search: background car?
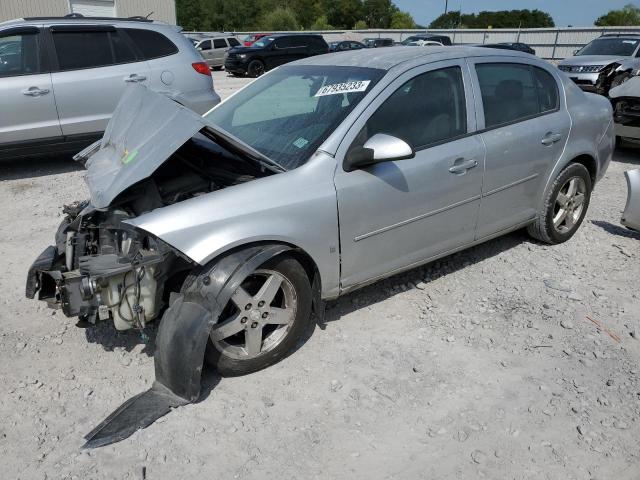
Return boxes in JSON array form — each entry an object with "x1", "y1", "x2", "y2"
[
  {"x1": 405, "y1": 40, "x2": 444, "y2": 47},
  {"x1": 0, "y1": 15, "x2": 220, "y2": 160},
  {"x1": 362, "y1": 37, "x2": 394, "y2": 48},
  {"x1": 224, "y1": 33, "x2": 328, "y2": 77},
  {"x1": 478, "y1": 42, "x2": 536, "y2": 55},
  {"x1": 242, "y1": 33, "x2": 270, "y2": 46},
  {"x1": 195, "y1": 35, "x2": 241, "y2": 69},
  {"x1": 558, "y1": 34, "x2": 640, "y2": 94},
  {"x1": 329, "y1": 40, "x2": 366, "y2": 52},
  {"x1": 400, "y1": 34, "x2": 452, "y2": 46}
]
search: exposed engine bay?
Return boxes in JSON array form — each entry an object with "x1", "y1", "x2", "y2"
[{"x1": 26, "y1": 134, "x2": 272, "y2": 332}]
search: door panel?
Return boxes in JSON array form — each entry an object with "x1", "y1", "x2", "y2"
[
  {"x1": 336, "y1": 136, "x2": 485, "y2": 287},
  {"x1": 0, "y1": 29, "x2": 61, "y2": 143},
  {"x1": 334, "y1": 61, "x2": 484, "y2": 288},
  {"x1": 49, "y1": 28, "x2": 150, "y2": 135},
  {"x1": 469, "y1": 59, "x2": 571, "y2": 239}
]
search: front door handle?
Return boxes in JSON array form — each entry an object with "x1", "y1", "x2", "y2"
[
  {"x1": 449, "y1": 158, "x2": 478, "y2": 174},
  {"x1": 541, "y1": 132, "x2": 562, "y2": 146},
  {"x1": 22, "y1": 86, "x2": 50, "y2": 96},
  {"x1": 123, "y1": 74, "x2": 147, "y2": 83}
]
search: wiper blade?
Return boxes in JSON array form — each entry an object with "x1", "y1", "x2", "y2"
[{"x1": 202, "y1": 125, "x2": 286, "y2": 173}]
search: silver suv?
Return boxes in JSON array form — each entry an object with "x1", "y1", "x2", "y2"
[
  {"x1": 558, "y1": 34, "x2": 640, "y2": 93},
  {"x1": 0, "y1": 15, "x2": 221, "y2": 160},
  {"x1": 195, "y1": 35, "x2": 241, "y2": 69}
]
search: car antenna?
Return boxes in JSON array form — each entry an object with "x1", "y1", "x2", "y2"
[{"x1": 145, "y1": 11, "x2": 153, "y2": 19}]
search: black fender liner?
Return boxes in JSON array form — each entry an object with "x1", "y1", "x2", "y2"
[{"x1": 83, "y1": 244, "x2": 292, "y2": 448}]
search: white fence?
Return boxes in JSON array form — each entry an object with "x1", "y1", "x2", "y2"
[{"x1": 187, "y1": 26, "x2": 640, "y2": 60}]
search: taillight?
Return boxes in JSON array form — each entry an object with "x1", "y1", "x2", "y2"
[{"x1": 192, "y1": 62, "x2": 211, "y2": 76}]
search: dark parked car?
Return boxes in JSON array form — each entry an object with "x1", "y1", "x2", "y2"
[
  {"x1": 225, "y1": 33, "x2": 328, "y2": 77},
  {"x1": 329, "y1": 40, "x2": 366, "y2": 52},
  {"x1": 400, "y1": 34, "x2": 452, "y2": 46},
  {"x1": 479, "y1": 42, "x2": 536, "y2": 55},
  {"x1": 362, "y1": 37, "x2": 394, "y2": 48}
]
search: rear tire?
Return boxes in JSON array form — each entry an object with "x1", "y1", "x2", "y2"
[
  {"x1": 527, "y1": 163, "x2": 592, "y2": 244},
  {"x1": 202, "y1": 255, "x2": 313, "y2": 377}
]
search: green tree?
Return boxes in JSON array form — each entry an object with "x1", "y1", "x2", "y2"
[
  {"x1": 363, "y1": 0, "x2": 397, "y2": 28},
  {"x1": 353, "y1": 19, "x2": 368, "y2": 29},
  {"x1": 595, "y1": 4, "x2": 640, "y2": 26},
  {"x1": 429, "y1": 8, "x2": 554, "y2": 29},
  {"x1": 325, "y1": 0, "x2": 363, "y2": 30},
  {"x1": 176, "y1": 0, "x2": 205, "y2": 30},
  {"x1": 310, "y1": 15, "x2": 334, "y2": 30},
  {"x1": 260, "y1": 7, "x2": 300, "y2": 30},
  {"x1": 390, "y1": 10, "x2": 415, "y2": 29}
]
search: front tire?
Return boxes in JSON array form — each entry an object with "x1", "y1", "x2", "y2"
[
  {"x1": 203, "y1": 255, "x2": 312, "y2": 377},
  {"x1": 247, "y1": 59, "x2": 265, "y2": 78},
  {"x1": 527, "y1": 163, "x2": 592, "y2": 244}
]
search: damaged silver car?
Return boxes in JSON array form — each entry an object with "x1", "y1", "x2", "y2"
[{"x1": 27, "y1": 47, "x2": 615, "y2": 447}]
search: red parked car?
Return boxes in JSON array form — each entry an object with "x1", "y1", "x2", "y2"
[{"x1": 243, "y1": 33, "x2": 271, "y2": 46}]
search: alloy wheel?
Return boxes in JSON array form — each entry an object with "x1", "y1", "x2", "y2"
[
  {"x1": 209, "y1": 269, "x2": 297, "y2": 360},
  {"x1": 553, "y1": 176, "x2": 587, "y2": 234}
]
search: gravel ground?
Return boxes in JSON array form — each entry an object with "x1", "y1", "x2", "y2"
[{"x1": 1, "y1": 71, "x2": 640, "y2": 479}]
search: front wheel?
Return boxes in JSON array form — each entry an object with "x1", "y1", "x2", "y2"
[
  {"x1": 247, "y1": 59, "x2": 265, "y2": 78},
  {"x1": 527, "y1": 163, "x2": 592, "y2": 244},
  {"x1": 203, "y1": 255, "x2": 312, "y2": 376}
]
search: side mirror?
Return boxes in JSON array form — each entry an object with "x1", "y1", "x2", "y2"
[{"x1": 343, "y1": 133, "x2": 414, "y2": 172}]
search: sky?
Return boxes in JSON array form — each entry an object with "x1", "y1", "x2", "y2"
[{"x1": 395, "y1": 0, "x2": 639, "y2": 27}]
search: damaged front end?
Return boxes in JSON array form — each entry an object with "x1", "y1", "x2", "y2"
[
  {"x1": 26, "y1": 201, "x2": 181, "y2": 333},
  {"x1": 610, "y1": 75, "x2": 640, "y2": 141},
  {"x1": 26, "y1": 85, "x2": 285, "y2": 447}
]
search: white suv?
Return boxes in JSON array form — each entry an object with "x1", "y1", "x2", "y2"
[{"x1": 0, "y1": 15, "x2": 221, "y2": 159}]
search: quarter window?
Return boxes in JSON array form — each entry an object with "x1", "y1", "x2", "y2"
[
  {"x1": 123, "y1": 28, "x2": 178, "y2": 59},
  {"x1": 359, "y1": 66, "x2": 467, "y2": 150},
  {"x1": 476, "y1": 63, "x2": 559, "y2": 128},
  {"x1": 228, "y1": 37, "x2": 240, "y2": 47},
  {"x1": 0, "y1": 32, "x2": 40, "y2": 77}
]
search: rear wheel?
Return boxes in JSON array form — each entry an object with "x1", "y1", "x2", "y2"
[
  {"x1": 203, "y1": 255, "x2": 312, "y2": 376},
  {"x1": 527, "y1": 163, "x2": 592, "y2": 244},
  {"x1": 247, "y1": 60, "x2": 265, "y2": 78}
]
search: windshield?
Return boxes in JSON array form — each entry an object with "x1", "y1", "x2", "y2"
[
  {"x1": 251, "y1": 36, "x2": 275, "y2": 48},
  {"x1": 401, "y1": 36, "x2": 420, "y2": 45},
  {"x1": 205, "y1": 65, "x2": 385, "y2": 170},
  {"x1": 578, "y1": 38, "x2": 639, "y2": 56}
]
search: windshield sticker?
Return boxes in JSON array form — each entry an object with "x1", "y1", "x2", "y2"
[
  {"x1": 293, "y1": 137, "x2": 309, "y2": 149},
  {"x1": 315, "y1": 80, "x2": 371, "y2": 97},
  {"x1": 623, "y1": 40, "x2": 638, "y2": 44},
  {"x1": 121, "y1": 149, "x2": 139, "y2": 165}
]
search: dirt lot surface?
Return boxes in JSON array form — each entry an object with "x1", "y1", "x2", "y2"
[{"x1": 1, "y1": 71, "x2": 640, "y2": 479}]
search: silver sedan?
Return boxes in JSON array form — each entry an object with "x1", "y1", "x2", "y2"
[{"x1": 27, "y1": 46, "x2": 615, "y2": 446}]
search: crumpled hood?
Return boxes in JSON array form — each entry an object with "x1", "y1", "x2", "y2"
[
  {"x1": 559, "y1": 55, "x2": 626, "y2": 66},
  {"x1": 82, "y1": 85, "x2": 212, "y2": 209}
]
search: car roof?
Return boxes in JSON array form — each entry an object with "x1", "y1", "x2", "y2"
[
  {"x1": 0, "y1": 16, "x2": 168, "y2": 28},
  {"x1": 296, "y1": 45, "x2": 530, "y2": 70}
]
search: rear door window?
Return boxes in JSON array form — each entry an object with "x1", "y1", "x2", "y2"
[
  {"x1": 123, "y1": 28, "x2": 178, "y2": 59},
  {"x1": 52, "y1": 30, "x2": 113, "y2": 70},
  {"x1": 213, "y1": 38, "x2": 226, "y2": 49},
  {"x1": 0, "y1": 31, "x2": 40, "y2": 77},
  {"x1": 476, "y1": 63, "x2": 539, "y2": 128},
  {"x1": 51, "y1": 29, "x2": 139, "y2": 71}
]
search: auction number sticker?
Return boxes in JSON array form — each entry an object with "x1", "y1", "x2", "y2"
[{"x1": 315, "y1": 80, "x2": 371, "y2": 97}]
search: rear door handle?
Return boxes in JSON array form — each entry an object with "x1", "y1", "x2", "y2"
[
  {"x1": 22, "y1": 87, "x2": 50, "y2": 96},
  {"x1": 449, "y1": 158, "x2": 478, "y2": 174},
  {"x1": 541, "y1": 132, "x2": 562, "y2": 146},
  {"x1": 123, "y1": 74, "x2": 147, "y2": 83}
]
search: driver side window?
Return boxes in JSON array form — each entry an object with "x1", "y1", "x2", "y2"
[{"x1": 353, "y1": 66, "x2": 467, "y2": 151}]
